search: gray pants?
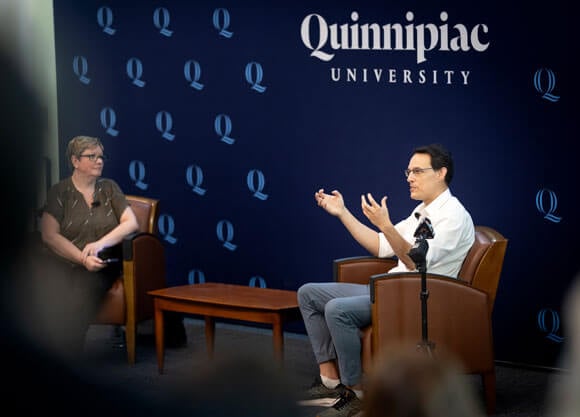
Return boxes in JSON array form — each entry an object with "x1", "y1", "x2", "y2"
[{"x1": 297, "y1": 282, "x2": 371, "y2": 386}]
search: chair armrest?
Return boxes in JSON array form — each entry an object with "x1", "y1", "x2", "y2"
[
  {"x1": 122, "y1": 232, "x2": 166, "y2": 320},
  {"x1": 369, "y1": 271, "x2": 454, "y2": 303},
  {"x1": 122, "y1": 232, "x2": 154, "y2": 260},
  {"x1": 333, "y1": 256, "x2": 398, "y2": 285}
]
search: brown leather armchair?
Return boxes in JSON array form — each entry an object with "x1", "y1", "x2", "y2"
[
  {"x1": 93, "y1": 195, "x2": 166, "y2": 364},
  {"x1": 333, "y1": 225, "x2": 508, "y2": 415}
]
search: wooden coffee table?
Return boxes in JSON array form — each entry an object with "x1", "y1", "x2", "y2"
[{"x1": 148, "y1": 282, "x2": 301, "y2": 373}]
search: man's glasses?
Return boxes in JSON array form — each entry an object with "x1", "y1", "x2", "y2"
[
  {"x1": 78, "y1": 153, "x2": 107, "y2": 162},
  {"x1": 404, "y1": 167, "x2": 434, "y2": 178}
]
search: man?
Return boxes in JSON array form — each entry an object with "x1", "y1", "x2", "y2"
[{"x1": 297, "y1": 143, "x2": 475, "y2": 417}]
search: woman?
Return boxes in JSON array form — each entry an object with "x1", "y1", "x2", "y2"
[{"x1": 39, "y1": 135, "x2": 139, "y2": 359}]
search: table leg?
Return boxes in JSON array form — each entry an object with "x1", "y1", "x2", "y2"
[
  {"x1": 272, "y1": 316, "x2": 284, "y2": 362},
  {"x1": 154, "y1": 300, "x2": 165, "y2": 374},
  {"x1": 204, "y1": 315, "x2": 215, "y2": 358}
]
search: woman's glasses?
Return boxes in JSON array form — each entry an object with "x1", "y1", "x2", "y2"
[{"x1": 78, "y1": 153, "x2": 107, "y2": 162}]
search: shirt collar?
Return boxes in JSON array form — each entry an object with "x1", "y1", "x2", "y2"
[{"x1": 416, "y1": 188, "x2": 451, "y2": 218}]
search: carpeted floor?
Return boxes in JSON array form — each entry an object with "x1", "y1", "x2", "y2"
[{"x1": 74, "y1": 318, "x2": 558, "y2": 417}]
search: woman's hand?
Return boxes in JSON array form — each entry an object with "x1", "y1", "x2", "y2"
[
  {"x1": 81, "y1": 241, "x2": 103, "y2": 258},
  {"x1": 82, "y1": 254, "x2": 106, "y2": 272}
]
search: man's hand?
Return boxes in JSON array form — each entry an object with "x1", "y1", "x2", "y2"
[
  {"x1": 361, "y1": 193, "x2": 392, "y2": 230},
  {"x1": 315, "y1": 188, "x2": 346, "y2": 217}
]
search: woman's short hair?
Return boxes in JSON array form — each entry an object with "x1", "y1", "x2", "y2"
[{"x1": 66, "y1": 135, "x2": 103, "y2": 170}]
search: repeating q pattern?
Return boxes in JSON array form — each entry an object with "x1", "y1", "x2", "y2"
[{"x1": 53, "y1": 1, "x2": 573, "y2": 368}]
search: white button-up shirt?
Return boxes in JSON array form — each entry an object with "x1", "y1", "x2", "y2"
[{"x1": 378, "y1": 188, "x2": 475, "y2": 278}]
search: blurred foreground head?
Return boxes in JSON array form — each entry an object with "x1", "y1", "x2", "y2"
[
  {"x1": 545, "y1": 272, "x2": 580, "y2": 417},
  {"x1": 0, "y1": 46, "x2": 43, "y2": 261},
  {"x1": 364, "y1": 343, "x2": 485, "y2": 417},
  {"x1": 0, "y1": 0, "x2": 49, "y2": 367},
  {"x1": 0, "y1": 39, "x2": 44, "y2": 317}
]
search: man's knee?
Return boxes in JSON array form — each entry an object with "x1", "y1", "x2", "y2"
[
  {"x1": 324, "y1": 298, "x2": 345, "y2": 322},
  {"x1": 297, "y1": 282, "x2": 314, "y2": 306}
]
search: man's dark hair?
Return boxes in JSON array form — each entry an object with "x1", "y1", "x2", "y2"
[{"x1": 413, "y1": 143, "x2": 454, "y2": 185}]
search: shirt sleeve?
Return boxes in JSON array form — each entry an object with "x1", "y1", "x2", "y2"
[
  {"x1": 423, "y1": 207, "x2": 475, "y2": 277},
  {"x1": 42, "y1": 179, "x2": 69, "y2": 223},
  {"x1": 97, "y1": 179, "x2": 129, "y2": 221}
]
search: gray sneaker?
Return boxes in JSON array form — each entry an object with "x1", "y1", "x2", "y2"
[
  {"x1": 316, "y1": 388, "x2": 363, "y2": 417},
  {"x1": 297, "y1": 376, "x2": 345, "y2": 406}
]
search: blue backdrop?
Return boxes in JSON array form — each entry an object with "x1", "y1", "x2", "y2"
[{"x1": 52, "y1": 0, "x2": 575, "y2": 368}]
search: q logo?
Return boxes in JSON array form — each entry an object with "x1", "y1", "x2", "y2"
[
  {"x1": 126, "y1": 58, "x2": 146, "y2": 87},
  {"x1": 535, "y1": 188, "x2": 562, "y2": 223},
  {"x1": 216, "y1": 219, "x2": 237, "y2": 251},
  {"x1": 155, "y1": 111, "x2": 175, "y2": 141},
  {"x1": 129, "y1": 160, "x2": 148, "y2": 191},
  {"x1": 533, "y1": 68, "x2": 560, "y2": 102},
  {"x1": 153, "y1": 7, "x2": 173, "y2": 37},
  {"x1": 188, "y1": 269, "x2": 206, "y2": 284},
  {"x1": 244, "y1": 62, "x2": 267, "y2": 93},
  {"x1": 214, "y1": 114, "x2": 235, "y2": 145},
  {"x1": 212, "y1": 8, "x2": 233, "y2": 38},
  {"x1": 158, "y1": 214, "x2": 177, "y2": 244},
  {"x1": 247, "y1": 169, "x2": 269, "y2": 201},
  {"x1": 184, "y1": 60, "x2": 204, "y2": 90},
  {"x1": 537, "y1": 308, "x2": 564, "y2": 343},
  {"x1": 99, "y1": 107, "x2": 119, "y2": 137},
  {"x1": 186, "y1": 164, "x2": 207, "y2": 196},
  {"x1": 73, "y1": 56, "x2": 90, "y2": 85},
  {"x1": 96, "y1": 6, "x2": 116, "y2": 35},
  {"x1": 248, "y1": 276, "x2": 267, "y2": 288}
]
